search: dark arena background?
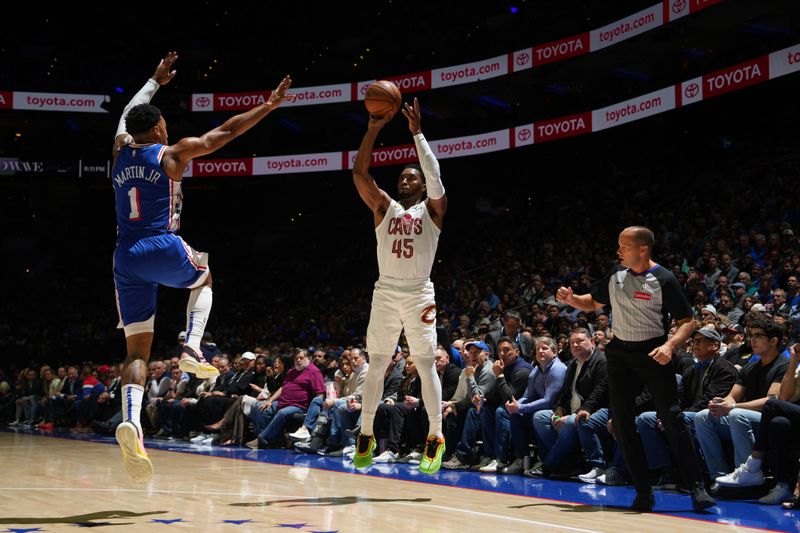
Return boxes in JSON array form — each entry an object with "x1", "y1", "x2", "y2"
[{"x1": 2, "y1": 2, "x2": 800, "y2": 532}]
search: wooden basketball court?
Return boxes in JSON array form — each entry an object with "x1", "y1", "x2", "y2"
[{"x1": 0, "y1": 431, "x2": 792, "y2": 532}]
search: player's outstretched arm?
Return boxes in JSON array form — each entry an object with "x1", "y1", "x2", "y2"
[
  {"x1": 163, "y1": 75, "x2": 292, "y2": 180},
  {"x1": 113, "y1": 51, "x2": 178, "y2": 156},
  {"x1": 404, "y1": 98, "x2": 447, "y2": 222},
  {"x1": 353, "y1": 114, "x2": 392, "y2": 220}
]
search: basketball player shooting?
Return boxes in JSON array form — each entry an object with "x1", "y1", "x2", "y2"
[
  {"x1": 351, "y1": 97, "x2": 448, "y2": 474},
  {"x1": 111, "y1": 51, "x2": 291, "y2": 482}
]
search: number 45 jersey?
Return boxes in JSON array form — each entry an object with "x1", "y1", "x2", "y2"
[
  {"x1": 375, "y1": 199, "x2": 440, "y2": 281},
  {"x1": 112, "y1": 143, "x2": 182, "y2": 243}
]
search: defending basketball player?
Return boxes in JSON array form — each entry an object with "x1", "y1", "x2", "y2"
[
  {"x1": 352, "y1": 97, "x2": 448, "y2": 474},
  {"x1": 111, "y1": 51, "x2": 291, "y2": 482}
]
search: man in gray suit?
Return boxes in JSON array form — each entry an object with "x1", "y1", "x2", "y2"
[{"x1": 487, "y1": 310, "x2": 533, "y2": 362}]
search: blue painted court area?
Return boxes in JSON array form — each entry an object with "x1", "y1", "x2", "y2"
[{"x1": 5, "y1": 427, "x2": 800, "y2": 532}]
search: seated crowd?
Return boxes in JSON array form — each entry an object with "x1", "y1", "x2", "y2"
[{"x1": 3, "y1": 302, "x2": 800, "y2": 510}]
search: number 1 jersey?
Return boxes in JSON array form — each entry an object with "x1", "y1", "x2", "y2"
[
  {"x1": 112, "y1": 143, "x2": 182, "y2": 242},
  {"x1": 375, "y1": 199, "x2": 440, "y2": 281}
]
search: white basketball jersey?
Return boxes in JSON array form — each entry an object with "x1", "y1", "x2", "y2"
[{"x1": 375, "y1": 199, "x2": 441, "y2": 281}]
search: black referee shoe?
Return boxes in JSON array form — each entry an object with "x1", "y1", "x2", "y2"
[
  {"x1": 631, "y1": 490, "x2": 655, "y2": 512},
  {"x1": 690, "y1": 484, "x2": 716, "y2": 511}
]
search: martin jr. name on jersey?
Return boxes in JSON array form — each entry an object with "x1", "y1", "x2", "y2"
[{"x1": 113, "y1": 165, "x2": 162, "y2": 187}]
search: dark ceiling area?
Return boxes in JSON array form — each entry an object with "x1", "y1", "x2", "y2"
[{"x1": 1, "y1": 0, "x2": 799, "y2": 162}]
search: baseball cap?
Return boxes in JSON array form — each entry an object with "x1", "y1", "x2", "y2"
[
  {"x1": 731, "y1": 282, "x2": 746, "y2": 290},
  {"x1": 750, "y1": 303, "x2": 767, "y2": 312},
  {"x1": 178, "y1": 331, "x2": 186, "y2": 340},
  {"x1": 464, "y1": 340, "x2": 490, "y2": 352},
  {"x1": 694, "y1": 328, "x2": 722, "y2": 343},
  {"x1": 783, "y1": 229, "x2": 795, "y2": 236},
  {"x1": 324, "y1": 349, "x2": 340, "y2": 360},
  {"x1": 701, "y1": 304, "x2": 717, "y2": 315},
  {"x1": 241, "y1": 351, "x2": 256, "y2": 361}
]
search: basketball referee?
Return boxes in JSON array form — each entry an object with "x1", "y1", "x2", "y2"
[{"x1": 557, "y1": 226, "x2": 716, "y2": 512}]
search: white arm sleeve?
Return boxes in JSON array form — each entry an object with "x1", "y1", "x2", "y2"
[
  {"x1": 414, "y1": 133, "x2": 445, "y2": 199},
  {"x1": 115, "y1": 78, "x2": 160, "y2": 138}
]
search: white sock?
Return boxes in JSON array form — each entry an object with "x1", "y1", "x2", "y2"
[
  {"x1": 121, "y1": 384, "x2": 144, "y2": 431},
  {"x1": 745, "y1": 456, "x2": 763, "y2": 472},
  {"x1": 416, "y1": 349, "x2": 443, "y2": 438},
  {"x1": 185, "y1": 286, "x2": 212, "y2": 353},
  {"x1": 359, "y1": 352, "x2": 393, "y2": 436}
]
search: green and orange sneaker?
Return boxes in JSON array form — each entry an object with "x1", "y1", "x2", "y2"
[
  {"x1": 419, "y1": 435, "x2": 446, "y2": 475},
  {"x1": 353, "y1": 432, "x2": 376, "y2": 469}
]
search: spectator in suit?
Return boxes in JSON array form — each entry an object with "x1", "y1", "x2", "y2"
[
  {"x1": 50, "y1": 366, "x2": 82, "y2": 428},
  {"x1": 530, "y1": 328, "x2": 608, "y2": 477},
  {"x1": 487, "y1": 310, "x2": 533, "y2": 361}
]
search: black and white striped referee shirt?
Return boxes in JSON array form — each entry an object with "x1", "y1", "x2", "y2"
[{"x1": 592, "y1": 263, "x2": 692, "y2": 343}]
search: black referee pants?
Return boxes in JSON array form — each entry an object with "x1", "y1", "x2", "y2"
[{"x1": 606, "y1": 337, "x2": 703, "y2": 493}]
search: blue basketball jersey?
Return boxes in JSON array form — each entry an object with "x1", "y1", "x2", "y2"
[{"x1": 112, "y1": 143, "x2": 182, "y2": 242}]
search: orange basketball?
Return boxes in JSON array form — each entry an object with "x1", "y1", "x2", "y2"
[{"x1": 364, "y1": 80, "x2": 401, "y2": 117}]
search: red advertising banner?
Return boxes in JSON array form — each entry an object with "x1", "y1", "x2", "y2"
[
  {"x1": 211, "y1": 92, "x2": 271, "y2": 112},
  {"x1": 534, "y1": 112, "x2": 592, "y2": 142},
  {"x1": 17, "y1": 41, "x2": 800, "y2": 178},
  {"x1": 702, "y1": 56, "x2": 770, "y2": 99},
  {"x1": 192, "y1": 158, "x2": 253, "y2": 177},
  {"x1": 532, "y1": 34, "x2": 590, "y2": 66}
]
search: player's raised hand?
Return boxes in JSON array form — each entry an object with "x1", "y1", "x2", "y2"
[
  {"x1": 368, "y1": 112, "x2": 394, "y2": 131},
  {"x1": 152, "y1": 51, "x2": 178, "y2": 86},
  {"x1": 267, "y1": 75, "x2": 293, "y2": 108},
  {"x1": 401, "y1": 97, "x2": 422, "y2": 135}
]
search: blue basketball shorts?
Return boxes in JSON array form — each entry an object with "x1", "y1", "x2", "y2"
[{"x1": 113, "y1": 233, "x2": 209, "y2": 330}]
